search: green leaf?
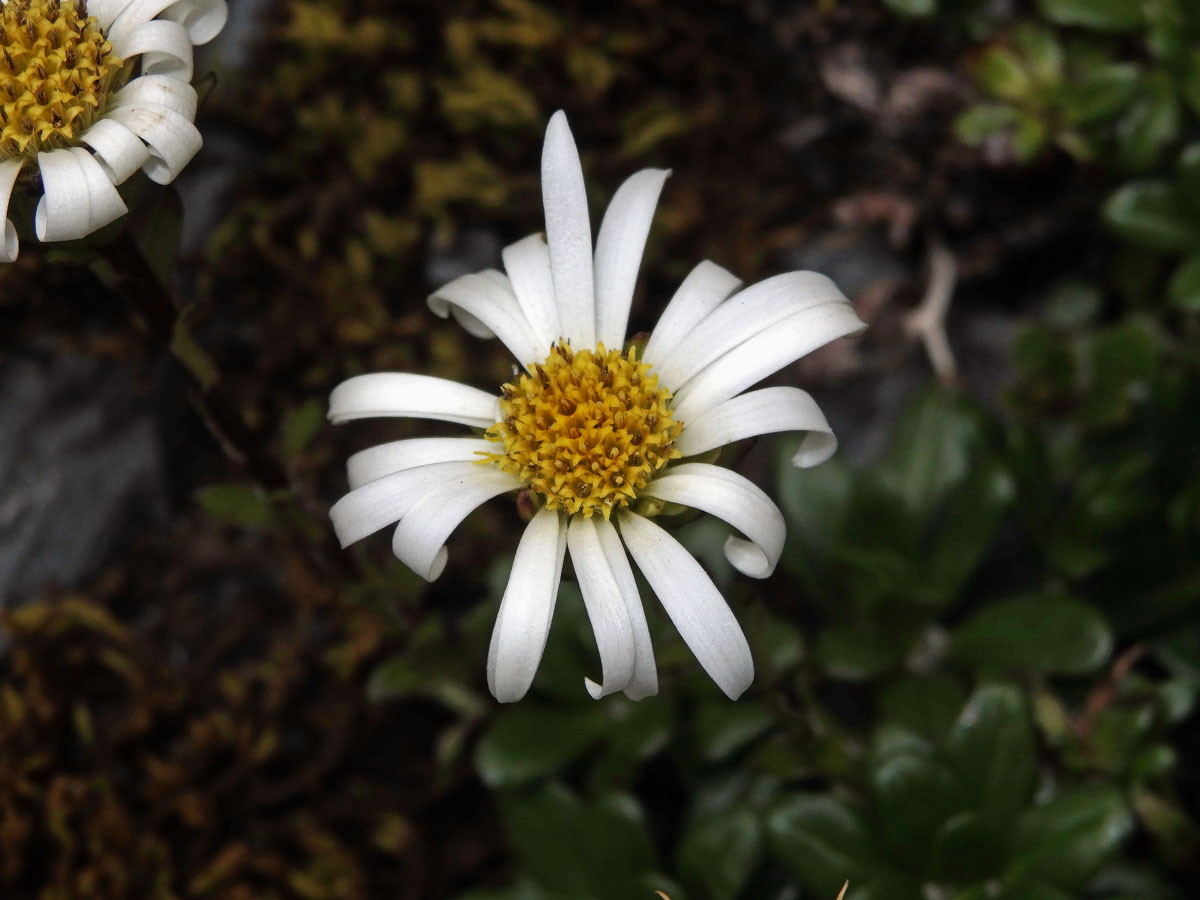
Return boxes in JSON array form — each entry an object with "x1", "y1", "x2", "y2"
[
  {"x1": 1058, "y1": 63, "x2": 1140, "y2": 127},
  {"x1": 691, "y1": 700, "x2": 774, "y2": 763},
  {"x1": 814, "y1": 627, "x2": 906, "y2": 681},
  {"x1": 677, "y1": 809, "x2": 761, "y2": 900},
  {"x1": 946, "y1": 684, "x2": 1037, "y2": 830},
  {"x1": 1036, "y1": 0, "x2": 1144, "y2": 31},
  {"x1": 1008, "y1": 787, "x2": 1135, "y2": 889},
  {"x1": 954, "y1": 104, "x2": 1019, "y2": 147},
  {"x1": 475, "y1": 705, "x2": 607, "y2": 787},
  {"x1": 928, "y1": 812, "x2": 998, "y2": 883},
  {"x1": 974, "y1": 47, "x2": 1033, "y2": 101},
  {"x1": 500, "y1": 784, "x2": 658, "y2": 900},
  {"x1": 871, "y1": 752, "x2": 962, "y2": 869},
  {"x1": 766, "y1": 795, "x2": 882, "y2": 897},
  {"x1": 1080, "y1": 317, "x2": 1159, "y2": 427},
  {"x1": 1115, "y1": 73, "x2": 1180, "y2": 172},
  {"x1": 880, "y1": 0, "x2": 936, "y2": 17},
  {"x1": 923, "y1": 459, "x2": 1014, "y2": 601},
  {"x1": 879, "y1": 676, "x2": 966, "y2": 743},
  {"x1": 1103, "y1": 181, "x2": 1200, "y2": 253},
  {"x1": 280, "y1": 398, "x2": 326, "y2": 459},
  {"x1": 1177, "y1": 143, "x2": 1200, "y2": 218},
  {"x1": 879, "y1": 390, "x2": 981, "y2": 513},
  {"x1": 949, "y1": 595, "x2": 1114, "y2": 675},
  {"x1": 194, "y1": 483, "x2": 276, "y2": 528}
]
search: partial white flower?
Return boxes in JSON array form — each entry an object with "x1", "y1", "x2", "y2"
[
  {"x1": 0, "y1": 0, "x2": 227, "y2": 262},
  {"x1": 329, "y1": 111, "x2": 866, "y2": 702}
]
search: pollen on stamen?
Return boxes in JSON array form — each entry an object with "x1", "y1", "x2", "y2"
[
  {"x1": 0, "y1": 0, "x2": 124, "y2": 162},
  {"x1": 481, "y1": 342, "x2": 683, "y2": 518}
]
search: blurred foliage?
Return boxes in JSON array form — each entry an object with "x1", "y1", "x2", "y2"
[{"x1": 2, "y1": 0, "x2": 1200, "y2": 898}]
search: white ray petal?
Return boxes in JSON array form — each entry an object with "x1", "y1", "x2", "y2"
[
  {"x1": 488, "y1": 507, "x2": 568, "y2": 702},
  {"x1": 593, "y1": 168, "x2": 670, "y2": 349},
  {"x1": 643, "y1": 260, "x2": 742, "y2": 367},
  {"x1": 642, "y1": 463, "x2": 785, "y2": 579},
  {"x1": 329, "y1": 460, "x2": 485, "y2": 548},
  {"x1": 502, "y1": 233, "x2": 561, "y2": 349},
  {"x1": 427, "y1": 271, "x2": 545, "y2": 368},
  {"x1": 674, "y1": 385, "x2": 837, "y2": 466},
  {"x1": 160, "y1": 0, "x2": 228, "y2": 44},
  {"x1": 106, "y1": 105, "x2": 202, "y2": 185},
  {"x1": 390, "y1": 467, "x2": 520, "y2": 581},
  {"x1": 111, "y1": 75, "x2": 198, "y2": 120},
  {"x1": 108, "y1": 20, "x2": 194, "y2": 81},
  {"x1": 619, "y1": 511, "x2": 754, "y2": 699},
  {"x1": 35, "y1": 148, "x2": 127, "y2": 243},
  {"x1": 567, "y1": 515, "x2": 636, "y2": 699},
  {"x1": 0, "y1": 158, "x2": 24, "y2": 264},
  {"x1": 594, "y1": 516, "x2": 658, "y2": 700},
  {"x1": 673, "y1": 302, "x2": 866, "y2": 423},
  {"x1": 94, "y1": 0, "x2": 138, "y2": 30},
  {"x1": 656, "y1": 272, "x2": 849, "y2": 389},
  {"x1": 347, "y1": 437, "x2": 493, "y2": 490},
  {"x1": 542, "y1": 110, "x2": 594, "y2": 348},
  {"x1": 328, "y1": 373, "x2": 500, "y2": 428},
  {"x1": 79, "y1": 118, "x2": 150, "y2": 185}
]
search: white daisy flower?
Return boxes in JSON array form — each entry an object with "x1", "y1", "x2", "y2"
[
  {"x1": 0, "y1": 0, "x2": 227, "y2": 262},
  {"x1": 329, "y1": 111, "x2": 866, "y2": 702}
]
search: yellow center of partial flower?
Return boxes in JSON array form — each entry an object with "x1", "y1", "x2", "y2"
[
  {"x1": 485, "y1": 342, "x2": 682, "y2": 518},
  {"x1": 0, "y1": 0, "x2": 124, "y2": 161}
]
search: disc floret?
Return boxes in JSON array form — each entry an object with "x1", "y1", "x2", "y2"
[
  {"x1": 485, "y1": 342, "x2": 682, "y2": 518},
  {"x1": 0, "y1": 0, "x2": 124, "y2": 161}
]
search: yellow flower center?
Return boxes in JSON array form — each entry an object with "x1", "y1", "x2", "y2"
[
  {"x1": 0, "y1": 0, "x2": 124, "y2": 161},
  {"x1": 485, "y1": 343, "x2": 682, "y2": 518}
]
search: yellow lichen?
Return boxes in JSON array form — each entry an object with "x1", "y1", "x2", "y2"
[
  {"x1": 0, "y1": 0, "x2": 124, "y2": 161},
  {"x1": 484, "y1": 342, "x2": 682, "y2": 518}
]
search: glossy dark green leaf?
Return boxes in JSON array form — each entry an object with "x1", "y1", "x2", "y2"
[
  {"x1": 946, "y1": 684, "x2": 1036, "y2": 829},
  {"x1": 928, "y1": 812, "x2": 997, "y2": 883},
  {"x1": 766, "y1": 795, "x2": 882, "y2": 897},
  {"x1": 815, "y1": 627, "x2": 906, "y2": 681},
  {"x1": 1080, "y1": 318, "x2": 1159, "y2": 427},
  {"x1": 500, "y1": 784, "x2": 658, "y2": 900},
  {"x1": 1114, "y1": 73, "x2": 1180, "y2": 171},
  {"x1": 871, "y1": 752, "x2": 962, "y2": 869},
  {"x1": 677, "y1": 808, "x2": 761, "y2": 900},
  {"x1": 880, "y1": 0, "x2": 936, "y2": 17},
  {"x1": 1008, "y1": 786, "x2": 1134, "y2": 888},
  {"x1": 954, "y1": 104, "x2": 1019, "y2": 146},
  {"x1": 879, "y1": 676, "x2": 966, "y2": 743},
  {"x1": 974, "y1": 47, "x2": 1033, "y2": 101},
  {"x1": 280, "y1": 398, "x2": 327, "y2": 459},
  {"x1": 995, "y1": 883, "x2": 1075, "y2": 900},
  {"x1": 1059, "y1": 64, "x2": 1140, "y2": 126},
  {"x1": 923, "y1": 459, "x2": 1014, "y2": 602},
  {"x1": 691, "y1": 700, "x2": 774, "y2": 763},
  {"x1": 1036, "y1": 0, "x2": 1144, "y2": 31},
  {"x1": 1103, "y1": 181, "x2": 1200, "y2": 252},
  {"x1": 475, "y1": 705, "x2": 606, "y2": 787},
  {"x1": 949, "y1": 595, "x2": 1114, "y2": 675},
  {"x1": 1167, "y1": 253, "x2": 1200, "y2": 312},
  {"x1": 879, "y1": 390, "x2": 980, "y2": 514}
]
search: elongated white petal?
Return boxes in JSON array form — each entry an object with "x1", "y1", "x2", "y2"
[
  {"x1": 619, "y1": 511, "x2": 754, "y2": 699},
  {"x1": 675, "y1": 385, "x2": 837, "y2": 466},
  {"x1": 542, "y1": 111, "x2": 594, "y2": 348},
  {"x1": 347, "y1": 437, "x2": 493, "y2": 490},
  {"x1": 593, "y1": 168, "x2": 670, "y2": 349},
  {"x1": 594, "y1": 517, "x2": 657, "y2": 700},
  {"x1": 502, "y1": 233, "x2": 561, "y2": 348},
  {"x1": 488, "y1": 507, "x2": 568, "y2": 702},
  {"x1": 161, "y1": 0, "x2": 228, "y2": 44},
  {"x1": 35, "y1": 148, "x2": 127, "y2": 242},
  {"x1": 328, "y1": 373, "x2": 500, "y2": 428},
  {"x1": 93, "y1": 0, "x2": 139, "y2": 30},
  {"x1": 79, "y1": 118, "x2": 150, "y2": 184},
  {"x1": 428, "y1": 271, "x2": 546, "y2": 368},
  {"x1": 656, "y1": 272, "x2": 848, "y2": 390},
  {"x1": 106, "y1": 104, "x2": 202, "y2": 185},
  {"x1": 567, "y1": 515, "x2": 636, "y2": 699},
  {"x1": 391, "y1": 467, "x2": 520, "y2": 581},
  {"x1": 0, "y1": 158, "x2": 23, "y2": 264},
  {"x1": 642, "y1": 463, "x2": 785, "y2": 579},
  {"x1": 329, "y1": 460, "x2": 483, "y2": 547},
  {"x1": 643, "y1": 260, "x2": 742, "y2": 366},
  {"x1": 108, "y1": 20, "x2": 193, "y2": 81},
  {"x1": 111, "y1": 75, "x2": 198, "y2": 119},
  {"x1": 673, "y1": 302, "x2": 866, "y2": 423}
]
